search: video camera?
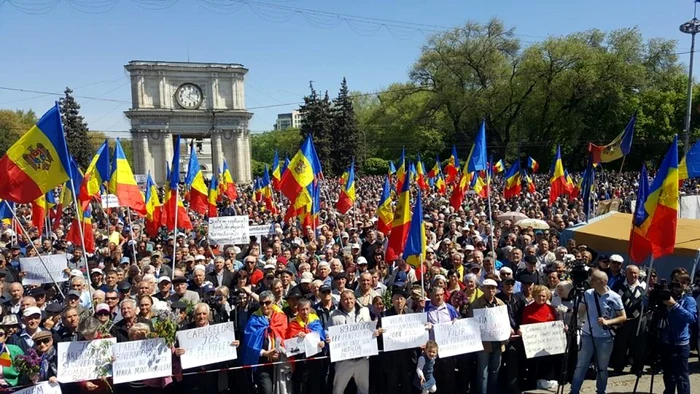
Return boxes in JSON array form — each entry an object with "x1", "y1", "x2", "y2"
[
  {"x1": 648, "y1": 279, "x2": 672, "y2": 310},
  {"x1": 570, "y1": 259, "x2": 590, "y2": 291}
]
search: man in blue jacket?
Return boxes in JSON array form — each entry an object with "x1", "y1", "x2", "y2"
[{"x1": 660, "y1": 271, "x2": 697, "y2": 394}]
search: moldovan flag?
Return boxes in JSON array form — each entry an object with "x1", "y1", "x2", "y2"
[
  {"x1": 387, "y1": 171, "x2": 411, "y2": 255},
  {"x1": 589, "y1": 112, "x2": 636, "y2": 164},
  {"x1": 53, "y1": 184, "x2": 71, "y2": 230},
  {"x1": 31, "y1": 194, "x2": 48, "y2": 234},
  {"x1": 435, "y1": 172, "x2": 446, "y2": 195},
  {"x1": 336, "y1": 161, "x2": 356, "y2": 214},
  {"x1": 524, "y1": 172, "x2": 536, "y2": 194},
  {"x1": 449, "y1": 162, "x2": 472, "y2": 210},
  {"x1": 0, "y1": 103, "x2": 71, "y2": 203},
  {"x1": 184, "y1": 144, "x2": 209, "y2": 215},
  {"x1": 445, "y1": 146, "x2": 460, "y2": 184},
  {"x1": 376, "y1": 176, "x2": 393, "y2": 235},
  {"x1": 549, "y1": 145, "x2": 569, "y2": 205},
  {"x1": 493, "y1": 159, "x2": 505, "y2": 174},
  {"x1": 416, "y1": 155, "x2": 428, "y2": 191},
  {"x1": 271, "y1": 150, "x2": 282, "y2": 190},
  {"x1": 503, "y1": 161, "x2": 521, "y2": 199},
  {"x1": 472, "y1": 172, "x2": 489, "y2": 198},
  {"x1": 402, "y1": 190, "x2": 426, "y2": 268},
  {"x1": 679, "y1": 139, "x2": 700, "y2": 181},
  {"x1": 207, "y1": 172, "x2": 219, "y2": 218},
  {"x1": 109, "y1": 138, "x2": 146, "y2": 215},
  {"x1": 527, "y1": 157, "x2": 539, "y2": 173},
  {"x1": 161, "y1": 135, "x2": 192, "y2": 231},
  {"x1": 629, "y1": 136, "x2": 679, "y2": 262},
  {"x1": 220, "y1": 159, "x2": 238, "y2": 201},
  {"x1": 144, "y1": 173, "x2": 162, "y2": 237},
  {"x1": 259, "y1": 166, "x2": 277, "y2": 214},
  {"x1": 79, "y1": 140, "x2": 110, "y2": 209},
  {"x1": 279, "y1": 134, "x2": 322, "y2": 210},
  {"x1": 427, "y1": 156, "x2": 441, "y2": 179},
  {"x1": 395, "y1": 148, "x2": 407, "y2": 192},
  {"x1": 67, "y1": 205, "x2": 95, "y2": 253}
]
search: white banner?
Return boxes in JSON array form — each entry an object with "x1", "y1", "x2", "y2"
[
  {"x1": 433, "y1": 318, "x2": 483, "y2": 358},
  {"x1": 472, "y1": 305, "x2": 511, "y2": 342},
  {"x1": 249, "y1": 224, "x2": 275, "y2": 237},
  {"x1": 208, "y1": 216, "x2": 250, "y2": 245},
  {"x1": 14, "y1": 382, "x2": 61, "y2": 394},
  {"x1": 57, "y1": 338, "x2": 116, "y2": 383},
  {"x1": 381, "y1": 313, "x2": 429, "y2": 352},
  {"x1": 328, "y1": 321, "x2": 378, "y2": 363},
  {"x1": 20, "y1": 254, "x2": 70, "y2": 285},
  {"x1": 283, "y1": 331, "x2": 322, "y2": 357},
  {"x1": 176, "y1": 322, "x2": 237, "y2": 369},
  {"x1": 112, "y1": 338, "x2": 172, "y2": 384},
  {"x1": 101, "y1": 194, "x2": 120, "y2": 209},
  {"x1": 520, "y1": 321, "x2": 567, "y2": 359}
]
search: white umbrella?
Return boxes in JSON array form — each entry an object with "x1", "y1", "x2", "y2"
[
  {"x1": 515, "y1": 218, "x2": 550, "y2": 230},
  {"x1": 497, "y1": 211, "x2": 528, "y2": 223}
]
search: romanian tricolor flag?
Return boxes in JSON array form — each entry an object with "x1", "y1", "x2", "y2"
[
  {"x1": 207, "y1": 173, "x2": 219, "y2": 218},
  {"x1": 449, "y1": 162, "x2": 472, "y2": 210},
  {"x1": 589, "y1": 112, "x2": 636, "y2": 164},
  {"x1": 282, "y1": 156, "x2": 290, "y2": 175},
  {"x1": 527, "y1": 157, "x2": 539, "y2": 173},
  {"x1": 387, "y1": 171, "x2": 411, "y2": 255},
  {"x1": 67, "y1": 204, "x2": 95, "y2": 253},
  {"x1": 679, "y1": 139, "x2": 700, "y2": 181},
  {"x1": 299, "y1": 181, "x2": 320, "y2": 228},
  {"x1": 549, "y1": 145, "x2": 569, "y2": 205},
  {"x1": 53, "y1": 184, "x2": 71, "y2": 230},
  {"x1": 416, "y1": 155, "x2": 428, "y2": 191},
  {"x1": 472, "y1": 172, "x2": 488, "y2": 198},
  {"x1": 524, "y1": 172, "x2": 536, "y2": 194},
  {"x1": 493, "y1": 159, "x2": 505, "y2": 174},
  {"x1": 395, "y1": 149, "x2": 407, "y2": 192},
  {"x1": 402, "y1": 190, "x2": 426, "y2": 268},
  {"x1": 184, "y1": 144, "x2": 209, "y2": 215},
  {"x1": 503, "y1": 161, "x2": 521, "y2": 199},
  {"x1": 445, "y1": 146, "x2": 460, "y2": 184},
  {"x1": 629, "y1": 164, "x2": 650, "y2": 263},
  {"x1": 629, "y1": 136, "x2": 679, "y2": 262},
  {"x1": 336, "y1": 161, "x2": 356, "y2": 214},
  {"x1": 144, "y1": 173, "x2": 161, "y2": 237},
  {"x1": 435, "y1": 172, "x2": 446, "y2": 195},
  {"x1": 279, "y1": 134, "x2": 322, "y2": 210},
  {"x1": 109, "y1": 139, "x2": 146, "y2": 215},
  {"x1": 376, "y1": 176, "x2": 393, "y2": 235},
  {"x1": 0, "y1": 345, "x2": 11, "y2": 367},
  {"x1": 161, "y1": 135, "x2": 192, "y2": 231},
  {"x1": 79, "y1": 140, "x2": 110, "y2": 209},
  {"x1": 31, "y1": 194, "x2": 48, "y2": 234},
  {"x1": 260, "y1": 166, "x2": 277, "y2": 214},
  {"x1": 220, "y1": 159, "x2": 238, "y2": 201},
  {"x1": 427, "y1": 156, "x2": 441, "y2": 179},
  {"x1": 271, "y1": 150, "x2": 282, "y2": 190},
  {"x1": 0, "y1": 103, "x2": 71, "y2": 204}
]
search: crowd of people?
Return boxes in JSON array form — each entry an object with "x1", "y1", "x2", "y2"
[{"x1": 0, "y1": 169, "x2": 698, "y2": 394}]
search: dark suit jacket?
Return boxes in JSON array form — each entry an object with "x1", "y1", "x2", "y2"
[{"x1": 206, "y1": 270, "x2": 234, "y2": 288}]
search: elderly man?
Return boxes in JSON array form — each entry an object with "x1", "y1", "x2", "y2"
[
  {"x1": 469, "y1": 279, "x2": 507, "y2": 394},
  {"x1": 3, "y1": 283, "x2": 23, "y2": 316},
  {"x1": 54, "y1": 306, "x2": 81, "y2": 343},
  {"x1": 354, "y1": 272, "x2": 380, "y2": 307},
  {"x1": 8, "y1": 306, "x2": 44, "y2": 352},
  {"x1": 110, "y1": 298, "x2": 153, "y2": 342},
  {"x1": 206, "y1": 256, "x2": 233, "y2": 288},
  {"x1": 610, "y1": 264, "x2": 645, "y2": 373},
  {"x1": 425, "y1": 286, "x2": 459, "y2": 393},
  {"x1": 169, "y1": 276, "x2": 200, "y2": 304}
]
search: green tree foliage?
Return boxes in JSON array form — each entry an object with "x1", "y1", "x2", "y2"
[
  {"x1": 300, "y1": 82, "x2": 334, "y2": 174},
  {"x1": 332, "y1": 78, "x2": 364, "y2": 174},
  {"x1": 251, "y1": 128, "x2": 303, "y2": 164},
  {"x1": 363, "y1": 157, "x2": 389, "y2": 175},
  {"x1": 251, "y1": 159, "x2": 267, "y2": 178},
  {"x1": 60, "y1": 87, "x2": 94, "y2": 168},
  {"x1": 0, "y1": 109, "x2": 37, "y2": 157}
]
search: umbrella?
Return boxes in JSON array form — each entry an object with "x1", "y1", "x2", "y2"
[
  {"x1": 515, "y1": 218, "x2": 550, "y2": 230},
  {"x1": 497, "y1": 211, "x2": 528, "y2": 223}
]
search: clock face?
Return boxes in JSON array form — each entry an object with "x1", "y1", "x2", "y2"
[{"x1": 175, "y1": 83, "x2": 203, "y2": 109}]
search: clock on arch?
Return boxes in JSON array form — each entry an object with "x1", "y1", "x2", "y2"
[{"x1": 175, "y1": 83, "x2": 203, "y2": 109}]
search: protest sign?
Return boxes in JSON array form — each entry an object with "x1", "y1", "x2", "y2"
[
  {"x1": 57, "y1": 338, "x2": 116, "y2": 383},
  {"x1": 381, "y1": 313, "x2": 429, "y2": 352},
  {"x1": 472, "y1": 305, "x2": 511, "y2": 342},
  {"x1": 112, "y1": 338, "x2": 171, "y2": 384},
  {"x1": 20, "y1": 254, "x2": 69, "y2": 286},
  {"x1": 283, "y1": 337, "x2": 305, "y2": 357},
  {"x1": 101, "y1": 194, "x2": 120, "y2": 209},
  {"x1": 433, "y1": 318, "x2": 483, "y2": 358},
  {"x1": 303, "y1": 331, "x2": 322, "y2": 357},
  {"x1": 328, "y1": 321, "x2": 378, "y2": 362},
  {"x1": 208, "y1": 216, "x2": 249, "y2": 245},
  {"x1": 14, "y1": 382, "x2": 61, "y2": 394},
  {"x1": 520, "y1": 321, "x2": 567, "y2": 359},
  {"x1": 176, "y1": 322, "x2": 237, "y2": 369},
  {"x1": 249, "y1": 224, "x2": 274, "y2": 238}
]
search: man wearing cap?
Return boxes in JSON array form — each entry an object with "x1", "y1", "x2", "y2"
[
  {"x1": 606, "y1": 254, "x2": 625, "y2": 289},
  {"x1": 207, "y1": 256, "x2": 233, "y2": 288},
  {"x1": 516, "y1": 255, "x2": 546, "y2": 286},
  {"x1": 64, "y1": 289, "x2": 91, "y2": 322},
  {"x1": 469, "y1": 279, "x2": 507, "y2": 394},
  {"x1": 89, "y1": 269, "x2": 105, "y2": 291},
  {"x1": 149, "y1": 251, "x2": 172, "y2": 279},
  {"x1": 155, "y1": 276, "x2": 172, "y2": 301},
  {"x1": 381, "y1": 288, "x2": 416, "y2": 394},
  {"x1": 169, "y1": 276, "x2": 200, "y2": 304},
  {"x1": 8, "y1": 306, "x2": 44, "y2": 352}
]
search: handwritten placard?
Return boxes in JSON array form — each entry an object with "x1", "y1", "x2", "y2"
[
  {"x1": 520, "y1": 321, "x2": 567, "y2": 359},
  {"x1": 472, "y1": 305, "x2": 511, "y2": 342},
  {"x1": 249, "y1": 224, "x2": 275, "y2": 238},
  {"x1": 101, "y1": 194, "x2": 120, "y2": 209},
  {"x1": 381, "y1": 313, "x2": 429, "y2": 352},
  {"x1": 433, "y1": 318, "x2": 483, "y2": 358},
  {"x1": 328, "y1": 320, "x2": 378, "y2": 362},
  {"x1": 176, "y1": 322, "x2": 237, "y2": 369},
  {"x1": 20, "y1": 254, "x2": 69, "y2": 285},
  {"x1": 57, "y1": 338, "x2": 116, "y2": 383},
  {"x1": 14, "y1": 382, "x2": 62, "y2": 394},
  {"x1": 208, "y1": 216, "x2": 249, "y2": 245},
  {"x1": 112, "y1": 338, "x2": 172, "y2": 384}
]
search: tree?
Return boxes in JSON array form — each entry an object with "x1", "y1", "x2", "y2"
[
  {"x1": 60, "y1": 87, "x2": 93, "y2": 168},
  {"x1": 299, "y1": 82, "x2": 334, "y2": 175},
  {"x1": 0, "y1": 109, "x2": 37, "y2": 157},
  {"x1": 332, "y1": 78, "x2": 363, "y2": 174},
  {"x1": 251, "y1": 128, "x2": 303, "y2": 164}
]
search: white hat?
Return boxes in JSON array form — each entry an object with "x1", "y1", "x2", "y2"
[
  {"x1": 158, "y1": 276, "x2": 172, "y2": 284},
  {"x1": 357, "y1": 256, "x2": 368, "y2": 265},
  {"x1": 465, "y1": 245, "x2": 475, "y2": 251},
  {"x1": 350, "y1": 243, "x2": 360, "y2": 249},
  {"x1": 194, "y1": 264, "x2": 207, "y2": 272},
  {"x1": 194, "y1": 255, "x2": 206, "y2": 261},
  {"x1": 263, "y1": 264, "x2": 276, "y2": 271},
  {"x1": 70, "y1": 269, "x2": 83, "y2": 277},
  {"x1": 300, "y1": 272, "x2": 314, "y2": 284},
  {"x1": 432, "y1": 274, "x2": 447, "y2": 283},
  {"x1": 482, "y1": 279, "x2": 498, "y2": 287},
  {"x1": 499, "y1": 267, "x2": 513, "y2": 274},
  {"x1": 609, "y1": 254, "x2": 624, "y2": 263},
  {"x1": 23, "y1": 306, "x2": 42, "y2": 317},
  {"x1": 90, "y1": 268, "x2": 104, "y2": 275}
]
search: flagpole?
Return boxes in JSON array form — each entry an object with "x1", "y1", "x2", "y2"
[
  {"x1": 619, "y1": 156, "x2": 626, "y2": 175},
  {"x1": 172, "y1": 184, "x2": 179, "y2": 274},
  {"x1": 6, "y1": 201, "x2": 65, "y2": 299},
  {"x1": 635, "y1": 256, "x2": 655, "y2": 337},
  {"x1": 485, "y1": 172, "x2": 496, "y2": 253},
  {"x1": 68, "y1": 182, "x2": 89, "y2": 270},
  {"x1": 126, "y1": 206, "x2": 139, "y2": 262},
  {"x1": 322, "y1": 187, "x2": 344, "y2": 249}
]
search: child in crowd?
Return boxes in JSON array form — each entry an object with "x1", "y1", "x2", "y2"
[{"x1": 415, "y1": 340, "x2": 439, "y2": 394}]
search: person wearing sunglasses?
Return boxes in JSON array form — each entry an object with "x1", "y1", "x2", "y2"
[
  {"x1": 0, "y1": 324, "x2": 22, "y2": 388},
  {"x1": 30, "y1": 330, "x2": 57, "y2": 385}
]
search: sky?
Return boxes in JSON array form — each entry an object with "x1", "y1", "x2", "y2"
[{"x1": 0, "y1": 0, "x2": 696, "y2": 138}]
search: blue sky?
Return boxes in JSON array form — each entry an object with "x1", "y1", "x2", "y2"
[{"x1": 0, "y1": 0, "x2": 695, "y2": 137}]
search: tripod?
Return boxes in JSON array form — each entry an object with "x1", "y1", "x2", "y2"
[{"x1": 631, "y1": 307, "x2": 663, "y2": 394}]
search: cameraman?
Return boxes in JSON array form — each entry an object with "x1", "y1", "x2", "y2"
[
  {"x1": 659, "y1": 271, "x2": 697, "y2": 394},
  {"x1": 570, "y1": 270, "x2": 627, "y2": 394}
]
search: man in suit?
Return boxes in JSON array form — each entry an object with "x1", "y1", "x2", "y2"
[
  {"x1": 149, "y1": 251, "x2": 172, "y2": 279},
  {"x1": 207, "y1": 256, "x2": 233, "y2": 288}
]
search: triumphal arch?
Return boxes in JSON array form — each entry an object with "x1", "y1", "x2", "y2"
[{"x1": 125, "y1": 60, "x2": 253, "y2": 184}]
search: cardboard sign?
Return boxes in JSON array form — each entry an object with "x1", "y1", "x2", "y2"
[
  {"x1": 328, "y1": 321, "x2": 378, "y2": 362},
  {"x1": 111, "y1": 338, "x2": 172, "y2": 384},
  {"x1": 381, "y1": 313, "x2": 429, "y2": 352},
  {"x1": 472, "y1": 305, "x2": 511, "y2": 342},
  {"x1": 520, "y1": 321, "x2": 567, "y2": 359},
  {"x1": 101, "y1": 194, "x2": 121, "y2": 209},
  {"x1": 20, "y1": 254, "x2": 69, "y2": 285},
  {"x1": 57, "y1": 338, "x2": 116, "y2": 383},
  {"x1": 432, "y1": 318, "x2": 483, "y2": 358},
  {"x1": 176, "y1": 322, "x2": 238, "y2": 369},
  {"x1": 14, "y1": 382, "x2": 61, "y2": 394},
  {"x1": 208, "y1": 216, "x2": 249, "y2": 245}
]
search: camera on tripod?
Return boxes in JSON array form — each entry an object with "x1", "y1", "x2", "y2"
[
  {"x1": 648, "y1": 279, "x2": 672, "y2": 310},
  {"x1": 570, "y1": 259, "x2": 589, "y2": 291}
]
